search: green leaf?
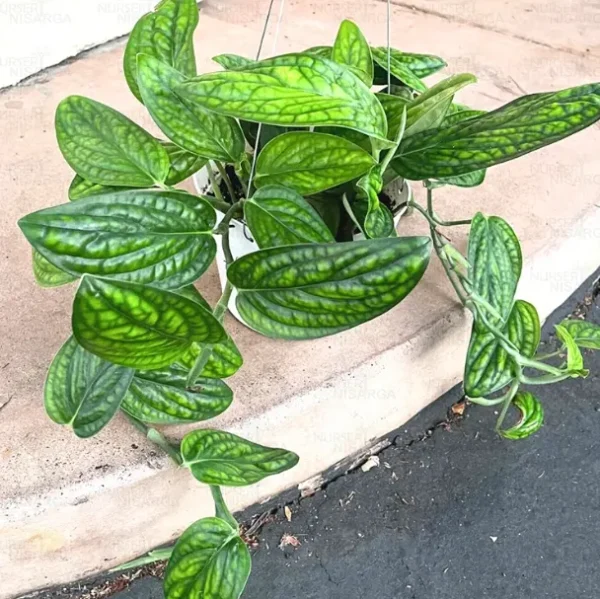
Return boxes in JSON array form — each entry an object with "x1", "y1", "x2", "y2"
[
  {"x1": 441, "y1": 107, "x2": 486, "y2": 127},
  {"x1": 244, "y1": 185, "x2": 334, "y2": 249},
  {"x1": 555, "y1": 324, "x2": 585, "y2": 372},
  {"x1": 393, "y1": 83, "x2": 600, "y2": 179},
  {"x1": 124, "y1": 0, "x2": 198, "y2": 102},
  {"x1": 55, "y1": 96, "x2": 170, "y2": 187},
  {"x1": 45, "y1": 336, "x2": 134, "y2": 438},
  {"x1": 559, "y1": 319, "x2": 600, "y2": 350},
  {"x1": 356, "y1": 167, "x2": 395, "y2": 239},
  {"x1": 181, "y1": 429, "x2": 299, "y2": 486},
  {"x1": 303, "y1": 45, "x2": 333, "y2": 58},
  {"x1": 435, "y1": 169, "x2": 486, "y2": 188},
  {"x1": 177, "y1": 53, "x2": 388, "y2": 140},
  {"x1": 72, "y1": 276, "x2": 226, "y2": 369},
  {"x1": 500, "y1": 391, "x2": 544, "y2": 440},
  {"x1": 371, "y1": 47, "x2": 427, "y2": 92},
  {"x1": 331, "y1": 20, "x2": 373, "y2": 86},
  {"x1": 68, "y1": 175, "x2": 126, "y2": 201},
  {"x1": 164, "y1": 517, "x2": 251, "y2": 599},
  {"x1": 137, "y1": 54, "x2": 246, "y2": 163},
  {"x1": 121, "y1": 365, "x2": 233, "y2": 425},
  {"x1": 163, "y1": 142, "x2": 208, "y2": 185},
  {"x1": 377, "y1": 93, "x2": 410, "y2": 140},
  {"x1": 19, "y1": 190, "x2": 217, "y2": 289},
  {"x1": 468, "y1": 213, "x2": 522, "y2": 326},
  {"x1": 372, "y1": 48, "x2": 446, "y2": 80},
  {"x1": 306, "y1": 193, "x2": 342, "y2": 237},
  {"x1": 227, "y1": 237, "x2": 431, "y2": 339},
  {"x1": 213, "y1": 53, "x2": 255, "y2": 70},
  {"x1": 255, "y1": 132, "x2": 376, "y2": 195},
  {"x1": 32, "y1": 249, "x2": 77, "y2": 287}
]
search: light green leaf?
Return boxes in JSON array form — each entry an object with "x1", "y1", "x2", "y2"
[
  {"x1": 72, "y1": 276, "x2": 226, "y2": 370},
  {"x1": 255, "y1": 132, "x2": 376, "y2": 195},
  {"x1": 377, "y1": 93, "x2": 410, "y2": 140},
  {"x1": 137, "y1": 54, "x2": 246, "y2": 163},
  {"x1": 163, "y1": 141, "x2": 208, "y2": 185},
  {"x1": 500, "y1": 391, "x2": 544, "y2": 440},
  {"x1": 303, "y1": 45, "x2": 332, "y2": 58},
  {"x1": 356, "y1": 167, "x2": 395, "y2": 239},
  {"x1": 177, "y1": 53, "x2": 388, "y2": 140},
  {"x1": 227, "y1": 237, "x2": 431, "y2": 339},
  {"x1": 435, "y1": 169, "x2": 486, "y2": 188},
  {"x1": 372, "y1": 48, "x2": 446, "y2": 81},
  {"x1": 68, "y1": 175, "x2": 126, "y2": 201},
  {"x1": 124, "y1": 0, "x2": 198, "y2": 102},
  {"x1": 245, "y1": 185, "x2": 334, "y2": 249},
  {"x1": 121, "y1": 365, "x2": 233, "y2": 425},
  {"x1": 55, "y1": 96, "x2": 170, "y2": 187},
  {"x1": 371, "y1": 47, "x2": 427, "y2": 92},
  {"x1": 32, "y1": 249, "x2": 77, "y2": 287},
  {"x1": 181, "y1": 429, "x2": 299, "y2": 486},
  {"x1": 555, "y1": 324, "x2": 585, "y2": 372},
  {"x1": 441, "y1": 106, "x2": 486, "y2": 127},
  {"x1": 19, "y1": 190, "x2": 217, "y2": 289},
  {"x1": 393, "y1": 83, "x2": 600, "y2": 179},
  {"x1": 164, "y1": 517, "x2": 251, "y2": 599},
  {"x1": 45, "y1": 336, "x2": 134, "y2": 438},
  {"x1": 331, "y1": 20, "x2": 373, "y2": 86},
  {"x1": 559, "y1": 319, "x2": 600, "y2": 350},
  {"x1": 212, "y1": 53, "x2": 255, "y2": 70}
]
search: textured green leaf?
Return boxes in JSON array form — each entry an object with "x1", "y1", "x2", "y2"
[
  {"x1": 377, "y1": 93, "x2": 410, "y2": 140},
  {"x1": 73, "y1": 276, "x2": 226, "y2": 369},
  {"x1": 559, "y1": 319, "x2": 600, "y2": 350},
  {"x1": 331, "y1": 20, "x2": 373, "y2": 86},
  {"x1": 32, "y1": 250, "x2": 77, "y2": 288},
  {"x1": 371, "y1": 47, "x2": 427, "y2": 92},
  {"x1": 303, "y1": 45, "x2": 333, "y2": 58},
  {"x1": 468, "y1": 213, "x2": 522, "y2": 326},
  {"x1": 163, "y1": 142, "x2": 208, "y2": 185},
  {"x1": 227, "y1": 237, "x2": 431, "y2": 339},
  {"x1": 68, "y1": 175, "x2": 125, "y2": 201},
  {"x1": 500, "y1": 391, "x2": 544, "y2": 440},
  {"x1": 372, "y1": 48, "x2": 446, "y2": 81},
  {"x1": 137, "y1": 54, "x2": 246, "y2": 163},
  {"x1": 164, "y1": 517, "x2": 251, "y2": 599},
  {"x1": 124, "y1": 0, "x2": 198, "y2": 102},
  {"x1": 436, "y1": 169, "x2": 486, "y2": 188},
  {"x1": 45, "y1": 336, "x2": 134, "y2": 438},
  {"x1": 213, "y1": 53, "x2": 255, "y2": 70},
  {"x1": 181, "y1": 429, "x2": 299, "y2": 486},
  {"x1": 356, "y1": 167, "x2": 395, "y2": 239},
  {"x1": 393, "y1": 83, "x2": 600, "y2": 179},
  {"x1": 177, "y1": 53, "x2": 388, "y2": 139},
  {"x1": 255, "y1": 132, "x2": 375, "y2": 195},
  {"x1": 245, "y1": 185, "x2": 334, "y2": 249},
  {"x1": 19, "y1": 190, "x2": 217, "y2": 289},
  {"x1": 555, "y1": 324, "x2": 585, "y2": 372},
  {"x1": 121, "y1": 365, "x2": 232, "y2": 425},
  {"x1": 56, "y1": 96, "x2": 170, "y2": 187},
  {"x1": 441, "y1": 107, "x2": 486, "y2": 127}
]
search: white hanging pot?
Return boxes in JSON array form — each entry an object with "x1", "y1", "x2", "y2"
[{"x1": 193, "y1": 169, "x2": 412, "y2": 325}]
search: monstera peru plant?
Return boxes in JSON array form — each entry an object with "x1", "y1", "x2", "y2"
[{"x1": 17, "y1": 0, "x2": 600, "y2": 596}]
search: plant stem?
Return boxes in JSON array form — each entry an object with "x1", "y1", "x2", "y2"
[
  {"x1": 207, "y1": 163, "x2": 225, "y2": 203},
  {"x1": 123, "y1": 412, "x2": 182, "y2": 465},
  {"x1": 186, "y1": 345, "x2": 213, "y2": 388},
  {"x1": 213, "y1": 280, "x2": 233, "y2": 322},
  {"x1": 468, "y1": 395, "x2": 507, "y2": 406},
  {"x1": 109, "y1": 547, "x2": 174, "y2": 572},
  {"x1": 534, "y1": 349, "x2": 563, "y2": 361},
  {"x1": 519, "y1": 372, "x2": 573, "y2": 385},
  {"x1": 495, "y1": 378, "x2": 520, "y2": 432},
  {"x1": 203, "y1": 195, "x2": 231, "y2": 214},
  {"x1": 211, "y1": 485, "x2": 239, "y2": 530},
  {"x1": 215, "y1": 161, "x2": 238, "y2": 203}
]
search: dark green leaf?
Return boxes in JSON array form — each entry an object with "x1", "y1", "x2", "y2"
[
  {"x1": 213, "y1": 53, "x2": 255, "y2": 70},
  {"x1": 559, "y1": 319, "x2": 600, "y2": 350},
  {"x1": 181, "y1": 429, "x2": 299, "y2": 486},
  {"x1": 227, "y1": 237, "x2": 431, "y2": 339},
  {"x1": 306, "y1": 194, "x2": 342, "y2": 237},
  {"x1": 121, "y1": 365, "x2": 232, "y2": 425},
  {"x1": 163, "y1": 141, "x2": 208, "y2": 185},
  {"x1": 72, "y1": 276, "x2": 226, "y2": 369},
  {"x1": 371, "y1": 47, "x2": 427, "y2": 92},
  {"x1": 393, "y1": 83, "x2": 600, "y2": 179},
  {"x1": 45, "y1": 336, "x2": 134, "y2": 438},
  {"x1": 177, "y1": 53, "x2": 388, "y2": 140},
  {"x1": 373, "y1": 48, "x2": 446, "y2": 81},
  {"x1": 441, "y1": 107, "x2": 486, "y2": 127},
  {"x1": 555, "y1": 324, "x2": 585, "y2": 371},
  {"x1": 32, "y1": 249, "x2": 77, "y2": 288},
  {"x1": 55, "y1": 96, "x2": 170, "y2": 187},
  {"x1": 124, "y1": 0, "x2": 198, "y2": 102},
  {"x1": 255, "y1": 132, "x2": 375, "y2": 195},
  {"x1": 19, "y1": 190, "x2": 217, "y2": 289},
  {"x1": 500, "y1": 391, "x2": 544, "y2": 440},
  {"x1": 164, "y1": 517, "x2": 250, "y2": 599},
  {"x1": 245, "y1": 185, "x2": 334, "y2": 249},
  {"x1": 377, "y1": 93, "x2": 410, "y2": 140},
  {"x1": 331, "y1": 20, "x2": 373, "y2": 86}
]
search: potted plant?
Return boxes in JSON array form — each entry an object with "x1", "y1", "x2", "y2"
[{"x1": 17, "y1": 0, "x2": 600, "y2": 596}]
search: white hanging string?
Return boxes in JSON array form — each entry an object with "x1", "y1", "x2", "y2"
[{"x1": 386, "y1": 0, "x2": 392, "y2": 93}]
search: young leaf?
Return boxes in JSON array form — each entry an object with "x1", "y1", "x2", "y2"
[
  {"x1": 72, "y1": 276, "x2": 226, "y2": 370},
  {"x1": 255, "y1": 132, "x2": 376, "y2": 195},
  {"x1": 181, "y1": 429, "x2": 299, "y2": 486},
  {"x1": 244, "y1": 185, "x2": 334, "y2": 249},
  {"x1": 19, "y1": 190, "x2": 217, "y2": 289},
  {"x1": 356, "y1": 167, "x2": 396, "y2": 239},
  {"x1": 555, "y1": 324, "x2": 586, "y2": 372},
  {"x1": 45, "y1": 336, "x2": 134, "y2": 438},
  {"x1": 212, "y1": 53, "x2": 255, "y2": 70},
  {"x1": 303, "y1": 45, "x2": 333, "y2": 58},
  {"x1": 124, "y1": 0, "x2": 199, "y2": 102},
  {"x1": 331, "y1": 20, "x2": 373, "y2": 86},
  {"x1": 371, "y1": 47, "x2": 427, "y2": 92},
  {"x1": 68, "y1": 175, "x2": 126, "y2": 201},
  {"x1": 500, "y1": 391, "x2": 544, "y2": 440},
  {"x1": 377, "y1": 93, "x2": 410, "y2": 140},
  {"x1": 559, "y1": 319, "x2": 600, "y2": 350},
  {"x1": 393, "y1": 83, "x2": 600, "y2": 179},
  {"x1": 372, "y1": 48, "x2": 446, "y2": 81},
  {"x1": 32, "y1": 249, "x2": 77, "y2": 288},
  {"x1": 121, "y1": 366, "x2": 233, "y2": 425},
  {"x1": 177, "y1": 53, "x2": 388, "y2": 140},
  {"x1": 136, "y1": 54, "x2": 246, "y2": 164},
  {"x1": 164, "y1": 517, "x2": 251, "y2": 599},
  {"x1": 227, "y1": 237, "x2": 431, "y2": 339},
  {"x1": 163, "y1": 142, "x2": 208, "y2": 185},
  {"x1": 55, "y1": 96, "x2": 170, "y2": 187}
]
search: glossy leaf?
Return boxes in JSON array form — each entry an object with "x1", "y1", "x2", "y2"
[
  {"x1": 177, "y1": 53, "x2": 388, "y2": 140},
  {"x1": 121, "y1": 366, "x2": 233, "y2": 425},
  {"x1": 181, "y1": 429, "x2": 299, "y2": 486},
  {"x1": 500, "y1": 391, "x2": 544, "y2": 440},
  {"x1": 32, "y1": 250, "x2": 76, "y2": 288},
  {"x1": 72, "y1": 276, "x2": 226, "y2": 369},
  {"x1": 331, "y1": 20, "x2": 373, "y2": 86},
  {"x1": 124, "y1": 0, "x2": 198, "y2": 102},
  {"x1": 137, "y1": 54, "x2": 246, "y2": 163},
  {"x1": 559, "y1": 319, "x2": 600, "y2": 350},
  {"x1": 68, "y1": 175, "x2": 125, "y2": 201},
  {"x1": 213, "y1": 53, "x2": 255, "y2": 70},
  {"x1": 163, "y1": 142, "x2": 208, "y2": 185},
  {"x1": 393, "y1": 83, "x2": 600, "y2": 179},
  {"x1": 227, "y1": 237, "x2": 431, "y2": 339},
  {"x1": 372, "y1": 48, "x2": 446, "y2": 81},
  {"x1": 255, "y1": 132, "x2": 375, "y2": 195},
  {"x1": 56, "y1": 96, "x2": 170, "y2": 187},
  {"x1": 555, "y1": 324, "x2": 585, "y2": 372},
  {"x1": 371, "y1": 47, "x2": 427, "y2": 92},
  {"x1": 244, "y1": 185, "x2": 334, "y2": 249},
  {"x1": 19, "y1": 190, "x2": 217, "y2": 289},
  {"x1": 45, "y1": 336, "x2": 134, "y2": 438},
  {"x1": 164, "y1": 517, "x2": 250, "y2": 599}
]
